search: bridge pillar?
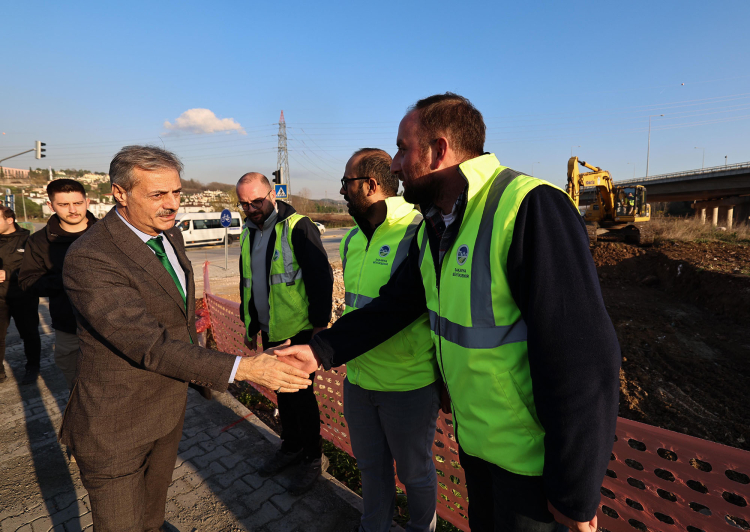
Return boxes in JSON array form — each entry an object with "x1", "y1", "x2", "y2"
[
  {"x1": 700, "y1": 208, "x2": 706, "y2": 224},
  {"x1": 712, "y1": 206, "x2": 719, "y2": 227},
  {"x1": 727, "y1": 206, "x2": 734, "y2": 230}
]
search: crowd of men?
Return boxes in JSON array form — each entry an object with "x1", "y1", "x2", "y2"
[{"x1": 0, "y1": 93, "x2": 620, "y2": 532}]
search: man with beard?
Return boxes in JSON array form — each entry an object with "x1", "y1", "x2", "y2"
[
  {"x1": 236, "y1": 172, "x2": 333, "y2": 495},
  {"x1": 60, "y1": 146, "x2": 312, "y2": 530},
  {"x1": 339, "y1": 148, "x2": 440, "y2": 532},
  {"x1": 20, "y1": 178, "x2": 97, "y2": 391},
  {"x1": 276, "y1": 94, "x2": 621, "y2": 532}
]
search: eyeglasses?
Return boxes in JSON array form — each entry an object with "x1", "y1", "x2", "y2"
[
  {"x1": 340, "y1": 176, "x2": 370, "y2": 189},
  {"x1": 236, "y1": 189, "x2": 272, "y2": 211}
]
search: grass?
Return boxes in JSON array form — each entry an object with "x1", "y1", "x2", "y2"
[
  {"x1": 649, "y1": 215, "x2": 750, "y2": 245},
  {"x1": 234, "y1": 387, "x2": 461, "y2": 531}
]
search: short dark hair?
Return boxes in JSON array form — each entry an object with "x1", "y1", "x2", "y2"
[
  {"x1": 351, "y1": 148, "x2": 399, "y2": 196},
  {"x1": 110, "y1": 145, "x2": 183, "y2": 192},
  {"x1": 47, "y1": 178, "x2": 87, "y2": 201},
  {"x1": 409, "y1": 92, "x2": 485, "y2": 160},
  {"x1": 0, "y1": 206, "x2": 15, "y2": 221}
]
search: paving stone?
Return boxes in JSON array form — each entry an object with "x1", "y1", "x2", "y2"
[
  {"x1": 176, "y1": 444, "x2": 206, "y2": 464},
  {"x1": 218, "y1": 453, "x2": 245, "y2": 469},
  {"x1": 178, "y1": 431, "x2": 211, "y2": 452},
  {"x1": 211, "y1": 461, "x2": 254, "y2": 489},
  {"x1": 241, "y1": 472, "x2": 268, "y2": 490},
  {"x1": 243, "y1": 480, "x2": 285, "y2": 513},
  {"x1": 171, "y1": 461, "x2": 198, "y2": 482},
  {"x1": 191, "y1": 446, "x2": 231, "y2": 469},
  {"x1": 238, "y1": 501, "x2": 282, "y2": 531},
  {"x1": 269, "y1": 490, "x2": 303, "y2": 513}
]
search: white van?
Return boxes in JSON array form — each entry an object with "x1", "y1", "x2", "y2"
[{"x1": 174, "y1": 212, "x2": 243, "y2": 246}]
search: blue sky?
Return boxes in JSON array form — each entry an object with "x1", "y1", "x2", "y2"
[{"x1": 2, "y1": 0, "x2": 749, "y2": 198}]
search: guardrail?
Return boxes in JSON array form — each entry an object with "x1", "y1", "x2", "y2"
[
  {"x1": 618, "y1": 161, "x2": 750, "y2": 186},
  {"x1": 201, "y1": 262, "x2": 750, "y2": 532}
]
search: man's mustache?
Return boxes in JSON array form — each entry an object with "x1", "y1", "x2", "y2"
[{"x1": 156, "y1": 209, "x2": 177, "y2": 217}]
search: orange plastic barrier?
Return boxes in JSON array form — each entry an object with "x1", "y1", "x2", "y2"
[{"x1": 202, "y1": 262, "x2": 749, "y2": 532}]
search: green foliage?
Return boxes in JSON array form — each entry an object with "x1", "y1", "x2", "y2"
[{"x1": 315, "y1": 203, "x2": 339, "y2": 213}]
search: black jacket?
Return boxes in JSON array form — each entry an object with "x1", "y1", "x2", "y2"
[
  {"x1": 310, "y1": 185, "x2": 621, "y2": 523},
  {"x1": 19, "y1": 212, "x2": 97, "y2": 333},
  {"x1": 239, "y1": 201, "x2": 333, "y2": 338},
  {"x1": 0, "y1": 224, "x2": 33, "y2": 300}
]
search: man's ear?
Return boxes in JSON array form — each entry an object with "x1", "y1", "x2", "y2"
[
  {"x1": 112, "y1": 184, "x2": 127, "y2": 206},
  {"x1": 431, "y1": 137, "x2": 450, "y2": 169},
  {"x1": 366, "y1": 178, "x2": 378, "y2": 196}
]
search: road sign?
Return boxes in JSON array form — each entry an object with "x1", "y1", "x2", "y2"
[
  {"x1": 275, "y1": 184, "x2": 288, "y2": 199},
  {"x1": 220, "y1": 208, "x2": 232, "y2": 228}
]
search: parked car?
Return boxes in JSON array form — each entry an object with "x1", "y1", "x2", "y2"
[
  {"x1": 175, "y1": 211, "x2": 242, "y2": 246},
  {"x1": 314, "y1": 222, "x2": 326, "y2": 234}
]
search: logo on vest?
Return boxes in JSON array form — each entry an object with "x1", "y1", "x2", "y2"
[
  {"x1": 457, "y1": 244, "x2": 469, "y2": 266},
  {"x1": 272, "y1": 249, "x2": 280, "y2": 262},
  {"x1": 379, "y1": 245, "x2": 391, "y2": 257}
]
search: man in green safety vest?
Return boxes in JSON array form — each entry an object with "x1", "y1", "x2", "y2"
[
  {"x1": 339, "y1": 148, "x2": 441, "y2": 532},
  {"x1": 277, "y1": 94, "x2": 621, "y2": 532},
  {"x1": 236, "y1": 172, "x2": 334, "y2": 495}
]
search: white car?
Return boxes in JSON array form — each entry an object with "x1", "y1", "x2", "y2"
[{"x1": 314, "y1": 222, "x2": 326, "y2": 234}]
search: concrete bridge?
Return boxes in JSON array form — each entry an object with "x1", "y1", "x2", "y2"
[{"x1": 582, "y1": 161, "x2": 750, "y2": 228}]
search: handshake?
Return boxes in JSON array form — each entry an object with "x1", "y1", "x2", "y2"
[{"x1": 233, "y1": 340, "x2": 321, "y2": 393}]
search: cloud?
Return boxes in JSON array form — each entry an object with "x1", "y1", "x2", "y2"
[{"x1": 164, "y1": 108, "x2": 245, "y2": 135}]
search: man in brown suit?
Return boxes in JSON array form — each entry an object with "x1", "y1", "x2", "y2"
[{"x1": 61, "y1": 145, "x2": 311, "y2": 532}]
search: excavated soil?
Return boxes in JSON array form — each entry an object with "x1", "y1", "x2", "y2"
[{"x1": 593, "y1": 241, "x2": 750, "y2": 451}]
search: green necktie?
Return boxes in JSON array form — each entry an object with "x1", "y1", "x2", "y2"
[{"x1": 146, "y1": 236, "x2": 186, "y2": 307}]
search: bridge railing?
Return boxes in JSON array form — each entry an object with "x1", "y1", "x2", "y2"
[
  {"x1": 618, "y1": 161, "x2": 750, "y2": 186},
  {"x1": 201, "y1": 262, "x2": 750, "y2": 532}
]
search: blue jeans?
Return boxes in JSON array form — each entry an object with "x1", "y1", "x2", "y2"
[{"x1": 344, "y1": 379, "x2": 440, "y2": 532}]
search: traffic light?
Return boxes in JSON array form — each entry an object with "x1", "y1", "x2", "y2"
[
  {"x1": 272, "y1": 169, "x2": 282, "y2": 184},
  {"x1": 35, "y1": 141, "x2": 46, "y2": 159}
]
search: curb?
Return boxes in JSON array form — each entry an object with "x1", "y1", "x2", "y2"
[{"x1": 212, "y1": 390, "x2": 405, "y2": 532}]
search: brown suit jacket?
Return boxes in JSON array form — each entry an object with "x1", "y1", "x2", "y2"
[{"x1": 59, "y1": 208, "x2": 236, "y2": 454}]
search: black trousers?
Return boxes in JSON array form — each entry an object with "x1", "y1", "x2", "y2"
[
  {"x1": 458, "y1": 446, "x2": 567, "y2": 532},
  {"x1": 261, "y1": 328, "x2": 322, "y2": 460},
  {"x1": 0, "y1": 295, "x2": 41, "y2": 371}
]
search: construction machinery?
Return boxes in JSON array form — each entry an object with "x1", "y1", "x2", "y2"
[{"x1": 566, "y1": 156, "x2": 653, "y2": 245}]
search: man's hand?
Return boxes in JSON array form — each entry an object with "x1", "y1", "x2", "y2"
[
  {"x1": 244, "y1": 333, "x2": 258, "y2": 353},
  {"x1": 234, "y1": 350, "x2": 312, "y2": 393},
  {"x1": 274, "y1": 343, "x2": 321, "y2": 374},
  {"x1": 548, "y1": 501, "x2": 597, "y2": 532},
  {"x1": 0, "y1": 270, "x2": 6, "y2": 283}
]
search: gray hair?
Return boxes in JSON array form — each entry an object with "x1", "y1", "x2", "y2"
[{"x1": 109, "y1": 145, "x2": 183, "y2": 192}]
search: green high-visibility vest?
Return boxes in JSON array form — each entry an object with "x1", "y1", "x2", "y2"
[
  {"x1": 341, "y1": 196, "x2": 439, "y2": 392},
  {"x1": 240, "y1": 213, "x2": 313, "y2": 343},
  {"x1": 417, "y1": 154, "x2": 573, "y2": 476}
]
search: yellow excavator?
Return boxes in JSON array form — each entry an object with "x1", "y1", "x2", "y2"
[{"x1": 566, "y1": 156, "x2": 653, "y2": 245}]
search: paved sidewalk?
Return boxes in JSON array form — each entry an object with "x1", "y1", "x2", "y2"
[{"x1": 0, "y1": 307, "x2": 364, "y2": 531}]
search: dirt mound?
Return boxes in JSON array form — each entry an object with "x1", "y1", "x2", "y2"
[{"x1": 592, "y1": 241, "x2": 750, "y2": 450}]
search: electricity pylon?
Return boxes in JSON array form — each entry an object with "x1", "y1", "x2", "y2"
[{"x1": 277, "y1": 111, "x2": 291, "y2": 202}]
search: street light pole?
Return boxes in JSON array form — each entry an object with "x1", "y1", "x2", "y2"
[
  {"x1": 646, "y1": 114, "x2": 664, "y2": 178},
  {"x1": 694, "y1": 147, "x2": 705, "y2": 169}
]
